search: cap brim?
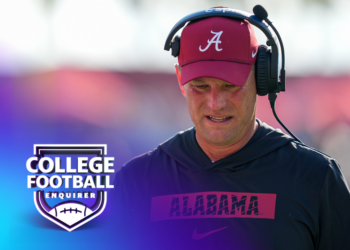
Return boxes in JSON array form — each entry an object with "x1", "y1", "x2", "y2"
[{"x1": 181, "y1": 61, "x2": 253, "y2": 86}]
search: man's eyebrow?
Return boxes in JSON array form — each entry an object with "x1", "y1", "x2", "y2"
[{"x1": 191, "y1": 78, "x2": 205, "y2": 83}]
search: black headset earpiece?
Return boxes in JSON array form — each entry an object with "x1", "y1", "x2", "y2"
[
  {"x1": 255, "y1": 45, "x2": 270, "y2": 96},
  {"x1": 171, "y1": 35, "x2": 181, "y2": 57}
]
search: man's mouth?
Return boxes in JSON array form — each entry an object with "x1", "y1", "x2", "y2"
[{"x1": 206, "y1": 116, "x2": 232, "y2": 122}]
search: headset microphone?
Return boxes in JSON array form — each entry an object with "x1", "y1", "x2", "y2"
[
  {"x1": 252, "y1": 5, "x2": 301, "y2": 143},
  {"x1": 165, "y1": 5, "x2": 303, "y2": 143},
  {"x1": 253, "y1": 5, "x2": 268, "y2": 20}
]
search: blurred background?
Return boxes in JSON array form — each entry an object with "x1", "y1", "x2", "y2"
[
  {"x1": 1, "y1": 0, "x2": 350, "y2": 180},
  {"x1": 1, "y1": 0, "x2": 350, "y2": 248}
]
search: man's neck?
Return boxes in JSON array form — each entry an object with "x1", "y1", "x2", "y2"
[{"x1": 196, "y1": 120, "x2": 259, "y2": 162}]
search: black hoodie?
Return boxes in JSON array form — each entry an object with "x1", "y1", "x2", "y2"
[{"x1": 112, "y1": 120, "x2": 350, "y2": 250}]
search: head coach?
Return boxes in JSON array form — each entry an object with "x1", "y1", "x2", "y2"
[{"x1": 113, "y1": 5, "x2": 350, "y2": 250}]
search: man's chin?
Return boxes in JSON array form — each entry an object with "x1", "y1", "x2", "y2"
[{"x1": 199, "y1": 129, "x2": 236, "y2": 147}]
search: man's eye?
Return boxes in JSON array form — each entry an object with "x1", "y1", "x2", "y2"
[
  {"x1": 226, "y1": 84, "x2": 236, "y2": 88},
  {"x1": 195, "y1": 85, "x2": 208, "y2": 89}
]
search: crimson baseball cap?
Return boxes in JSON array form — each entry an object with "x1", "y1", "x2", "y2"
[{"x1": 178, "y1": 16, "x2": 259, "y2": 86}]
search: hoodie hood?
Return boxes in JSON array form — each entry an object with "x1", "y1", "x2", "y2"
[{"x1": 159, "y1": 119, "x2": 294, "y2": 172}]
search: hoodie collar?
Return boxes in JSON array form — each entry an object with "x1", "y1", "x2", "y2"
[{"x1": 159, "y1": 119, "x2": 294, "y2": 172}]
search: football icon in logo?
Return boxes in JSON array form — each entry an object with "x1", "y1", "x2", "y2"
[{"x1": 34, "y1": 190, "x2": 107, "y2": 232}]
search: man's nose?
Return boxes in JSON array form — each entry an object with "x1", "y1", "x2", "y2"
[{"x1": 207, "y1": 87, "x2": 226, "y2": 111}]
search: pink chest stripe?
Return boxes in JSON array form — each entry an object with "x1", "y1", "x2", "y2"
[{"x1": 150, "y1": 191, "x2": 276, "y2": 222}]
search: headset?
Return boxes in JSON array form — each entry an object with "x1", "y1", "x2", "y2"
[{"x1": 164, "y1": 5, "x2": 302, "y2": 143}]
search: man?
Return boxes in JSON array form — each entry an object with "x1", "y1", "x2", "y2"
[{"x1": 113, "y1": 14, "x2": 350, "y2": 250}]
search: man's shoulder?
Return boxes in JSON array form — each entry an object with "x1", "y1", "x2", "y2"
[
  {"x1": 289, "y1": 141, "x2": 333, "y2": 160},
  {"x1": 159, "y1": 127, "x2": 195, "y2": 147},
  {"x1": 122, "y1": 148, "x2": 160, "y2": 171},
  {"x1": 122, "y1": 128, "x2": 194, "y2": 171},
  {"x1": 255, "y1": 121, "x2": 339, "y2": 176},
  {"x1": 281, "y1": 140, "x2": 338, "y2": 172},
  {"x1": 258, "y1": 120, "x2": 335, "y2": 166}
]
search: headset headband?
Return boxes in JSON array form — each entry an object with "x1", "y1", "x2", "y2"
[{"x1": 164, "y1": 8, "x2": 276, "y2": 51}]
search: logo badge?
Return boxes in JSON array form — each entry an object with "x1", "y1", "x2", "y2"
[
  {"x1": 27, "y1": 144, "x2": 115, "y2": 231},
  {"x1": 252, "y1": 50, "x2": 258, "y2": 58},
  {"x1": 199, "y1": 31, "x2": 223, "y2": 52}
]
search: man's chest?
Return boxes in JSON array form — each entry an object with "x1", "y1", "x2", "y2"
[{"x1": 126, "y1": 165, "x2": 317, "y2": 250}]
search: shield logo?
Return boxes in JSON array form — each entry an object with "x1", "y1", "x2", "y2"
[{"x1": 27, "y1": 144, "x2": 114, "y2": 232}]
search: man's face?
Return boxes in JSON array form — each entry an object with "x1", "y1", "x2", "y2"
[{"x1": 182, "y1": 67, "x2": 257, "y2": 147}]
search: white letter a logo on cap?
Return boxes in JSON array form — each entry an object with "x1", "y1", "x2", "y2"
[{"x1": 199, "y1": 31, "x2": 223, "y2": 52}]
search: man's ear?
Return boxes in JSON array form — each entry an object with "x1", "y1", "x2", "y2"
[{"x1": 175, "y1": 64, "x2": 186, "y2": 97}]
